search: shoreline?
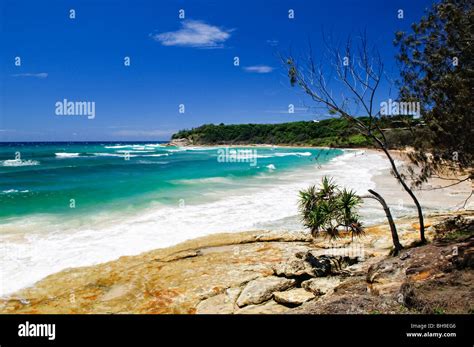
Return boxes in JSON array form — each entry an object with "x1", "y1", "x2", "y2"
[
  {"x1": 0, "y1": 147, "x2": 347, "y2": 296},
  {"x1": 2, "y1": 210, "x2": 472, "y2": 313},
  {"x1": 0, "y1": 146, "x2": 471, "y2": 298},
  {"x1": 168, "y1": 141, "x2": 368, "y2": 151}
]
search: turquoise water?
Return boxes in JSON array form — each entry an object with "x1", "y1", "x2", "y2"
[{"x1": 0, "y1": 142, "x2": 343, "y2": 220}]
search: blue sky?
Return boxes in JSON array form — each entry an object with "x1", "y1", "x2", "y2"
[{"x1": 0, "y1": 0, "x2": 435, "y2": 141}]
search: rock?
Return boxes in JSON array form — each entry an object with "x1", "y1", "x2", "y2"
[
  {"x1": 305, "y1": 253, "x2": 359, "y2": 277},
  {"x1": 366, "y1": 260, "x2": 405, "y2": 295},
  {"x1": 371, "y1": 237, "x2": 395, "y2": 251},
  {"x1": 273, "y1": 258, "x2": 313, "y2": 278},
  {"x1": 167, "y1": 138, "x2": 191, "y2": 147},
  {"x1": 399, "y1": 252, "x2": 410, "y2": 261},
  {"x1": 301, "y1": 277, "x2": 341, "y2": 296},
  {"x1": 235, "y1": 300, "x2": 291, "y2": 314},
  {"x1": 4, "y1": 213, "x2": 471, "y2": 314},
  {"x1": 225, "y1": 287, "x2": 242, "y2": 304},
  {"x1": 273, "y1": 252, "x2": 360, "y2": 279},
  {"x1": 236, "y1": 277, "x2": 295, "y2": 307},
  {"x1": 196, "y1": 293, "x2": 234, "y2": 314},
  {"x1": 159, "y1": 250, "x2": 202, "y2": 262},
  {"x1": 255, "y1": 230, "x2": 313, "y2": 242},
  {"x1": 196, "y1": 287, "x2": 242, "y2": 314},
  {"x1": 273, "y1": 288, "x2": 315, "y2": 306}
]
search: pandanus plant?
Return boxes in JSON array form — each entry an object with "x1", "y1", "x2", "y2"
[
  {"x1": 299, "y1": 176, "x2": 403, "y2": 255},
  {"x1": 299, "y1": 177, "x2": 363, "y2": 239}
]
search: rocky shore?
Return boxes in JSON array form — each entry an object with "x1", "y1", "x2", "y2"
[{"x1": 1, "y1": 211, "x2": 472, "y2": 314}]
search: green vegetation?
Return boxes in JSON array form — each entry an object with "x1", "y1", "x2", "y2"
[
  {"x1": 394, "y1": 0, "x2": 473, "y2": 185},
  {"x1": 172, "y1": 116, "x2": 417, "y2": 148},
  {"x1": 433, "y1": 215, "x2": 474, "y2": 241},
  {"x1": 298, "y1": 177, "x2": 363, "y2": 239}
]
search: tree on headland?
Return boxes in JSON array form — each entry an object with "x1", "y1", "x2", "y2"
[
  {"x1": 283, "y1": 33, "x2": 427, "y2": 243},
  {"x1": 394, "y1": 0, "x2": 473, "y2": 203}
]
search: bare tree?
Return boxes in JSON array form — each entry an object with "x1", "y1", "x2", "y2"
[
  {"x1": 282, "y1": 33, "x2": 427, "y2": 243},
  {"x1": 362, "y1": 190, "x2": 403, "y2": 255}
]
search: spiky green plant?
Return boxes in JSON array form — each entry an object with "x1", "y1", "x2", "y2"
[
  {"x1": 318, "y1": 176, "x2": 337, "y2": 200},
  {"x1": 337, "y1": 188, "x2": 363, "y2": 235},
  {"x1": 298, "y1": 177, "x2": 364, "y2": 239}
]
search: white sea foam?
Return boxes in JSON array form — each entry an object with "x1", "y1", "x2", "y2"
[
  {"x1": 0, "y1": 150, "x2": 392, "y2": 296},
  {"x1": 91, "y1": 152, "x2": 168, "y2": 158},
  {"x1": 186, "y1": 146, "x2": 219, "y2": 151},
  {"x1": 91, "y1": 152, "x2": 125, "y2": 157},
  {"x1": 1, "y1": 159, "x2": 40, "y2": 167},
  {"x1": 166, "y1": 146, "x2": 219, "y2": 152},
  {"x1": 55, "y1": 153, "x2": 80, "y2": 158},
  {"x1": 1, "y1": 189, "x2": 29, "y2": 194},
  {"x1": 104, "y1": 145, "x2": 130, "y2": 149},
  {"x1": 104, "y1": 144, "x2": 162, "y2": 150},
  {"x1": 144, "y1": 144, "x2": 165, "y2": 148},
  {"x1": 2, "y1": 189, "x2": 29, "y2": 194},
  {"x1": 116, "y1": 150, "x2": 155, "y2": 154}
]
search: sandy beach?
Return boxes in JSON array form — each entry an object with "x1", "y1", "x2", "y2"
[
  {"x1": 369, "y1": 148, "x2": 472, "y2": 214},
  {"x1": 0, "y1": 147, "x2": 472, "y2": 305},
  {"x1": 1, "y1": 210, "x2": 471, "y2": 314}
]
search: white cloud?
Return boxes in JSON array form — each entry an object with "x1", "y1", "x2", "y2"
[
  {"x1": 11, "y1": 73, "x2": 48, "y2": 78},
  {"x1": 243, "y1": 65, "x2": 274, "y2": 74},
  {"x1": 151, "y1": 20, "x2": 232, "y2": 49}
]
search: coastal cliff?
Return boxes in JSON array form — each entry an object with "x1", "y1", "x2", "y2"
[
  {"x1": 1, "y1": 212, "x2": 472, "y2": 314},
  {"x1": 167, "y1": 138, "x2": 192, "y2": 147}
]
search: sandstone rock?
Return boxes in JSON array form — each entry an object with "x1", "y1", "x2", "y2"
[
  {"x1": 273, "y1": 252, "x2": 359, "y2": 279},
  {"x1": 235, "y1": 299, "x2": 291, "y2": 314},
  {"x1": 160, "y1": 250, "x2": 202, "y2": 262},
  {"x1": 3, "y1": 213, "x2": 470, "y2": 314},
  {"x1": 371, "y1": 237, "x2": 395, "y2": 250},
  {"x1": 196, "y1": 287, "x2": 242, "y2": 314},
  {"x1": 272, "y1": 258, "x2": 313, "y2": 278},
  {"x1": 195, "y1": 286, "x2": 243, "y2": 314},
  {"x1": 367, "y1": 261, "x2": 403, "y2": 283},
  {"x1": 255, "y1": 230, "x2": 313, "y2": 242},
  {"x1": 273, "y1": 288, "x2": 314, "y2": 306},
  {"x1": 167, "y1": 138, "x2": 191, "y2": 147},
  {"x1": 301, "y1": 277, "x2": 341, "y2": 296},
  {"x1": 225, "y1": 287, "x2": 242, "y2": 304},
  {"x1": 196, "y1": 294, "x2": 233, "y2": 314},
  {"x1": 236, "y1": 277, "x2": 295, "y2": 307},
  {"x1": 305, "y1": 253, "x2": 359, "y2": 277},
  {"x1": 399, "y1": 252, "x2": 410, "y2": 261}
]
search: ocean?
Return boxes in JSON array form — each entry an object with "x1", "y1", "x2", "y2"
[
  {"x1": 1, "y1": 142, "x2": 356, "y2": 295},
  {"x1": 0, "y1": 142, "x2": 342, "y2": 219}
]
